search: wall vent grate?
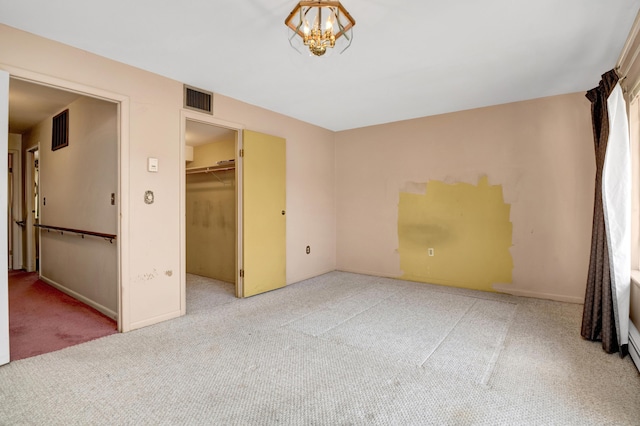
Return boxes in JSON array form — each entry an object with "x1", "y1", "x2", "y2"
[
  {"x1": 184, "y1": 85, "x2": 213, "y2": 114},
  {"x1": 52, "y1": 109, "x2": 69, "y2": 151}
]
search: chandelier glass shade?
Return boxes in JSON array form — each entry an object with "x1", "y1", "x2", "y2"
[{"x1": 285, "y1": 1, "x2": 355, "y2": 57}]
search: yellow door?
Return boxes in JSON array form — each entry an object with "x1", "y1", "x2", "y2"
[{"x1": 242, "y1": 130, "x2": 286, "y2": 297}]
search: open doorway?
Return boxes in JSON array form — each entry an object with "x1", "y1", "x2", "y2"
[
  {"x1": 25, "y1": 147, "x2": 39, "y2": 272},
  {"x1": 180, "y1": 113, "x2": 287, "y2": 308},
  {"x1": 184, "y1": 119, "x2": 239, "y2": 309},
  {"x1": 7, "y1": 147, "x2": 22, "y2": 271},
  {"x1": 6, "y1": 78, "x2": 119, "y2": 360}
]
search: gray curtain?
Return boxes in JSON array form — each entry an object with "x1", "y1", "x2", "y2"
[{"x1": 581, "y1": 69, "x2": 625, "y2": 355}]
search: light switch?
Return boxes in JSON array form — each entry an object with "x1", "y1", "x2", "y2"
[{"x1": 148, "y1": 157, "x2": 159, "y2": 172}]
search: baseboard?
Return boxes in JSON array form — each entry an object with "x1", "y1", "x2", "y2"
[
  {"x1": 129, "y1": 310, "x2": 182, "y2": 331},
  {"x1": 491, "y1": 285, "x2": 584, "y2": 304},
  {"x1": 629, "y1": 321, "x2": 640, "y2": 373},
  {"x1": 336, "y1": 268, "x2": 584, "y2": 304},
  {"x1": 39, "y1": 275, "x2": 117, "y2": 320},
  {"x1": 288, "y1": 268, "x2": 337, "y2": 285},
  {"x1": 335, "y1": 267, "x2": 400, "y2": 280}
]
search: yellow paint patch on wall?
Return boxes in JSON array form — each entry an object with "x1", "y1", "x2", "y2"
[{"x1": 398, "y1": 176, "x2": 512, "y2": 292}]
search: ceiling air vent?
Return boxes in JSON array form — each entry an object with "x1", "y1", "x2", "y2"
[{"x1": 184, "y1": 85, "x2": 213, "y2": 114}]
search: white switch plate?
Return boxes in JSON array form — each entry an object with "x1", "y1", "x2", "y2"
[{"x1": 148, "y1": 157, "x2": 159, "y2": 172}]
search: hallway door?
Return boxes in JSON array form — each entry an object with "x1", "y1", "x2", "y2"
[
  {"x1": 1, "y1": 69, "x2": 10, "y2": 366},
  {"x1": 242, "y1": 130, "x2": 286, "y2": 297},
  {"x1": 7, "y1": 149, "x2": 22, "y2": 271},
  {"x1": 25, "y1": 148, "x2": 39, "y2": 272}
]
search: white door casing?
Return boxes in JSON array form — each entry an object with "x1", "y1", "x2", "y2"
[{"x1": 1, "y1": 69, "x2": 10, "y2": 366}]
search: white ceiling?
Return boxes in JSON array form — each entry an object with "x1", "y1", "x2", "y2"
[{"x1": 1, "y1": 0, "x2": 639, "y2": 131}]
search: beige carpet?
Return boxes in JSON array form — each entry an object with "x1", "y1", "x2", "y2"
[{"x1": 1, "y1": 271, "x2": 639, "y2": 425}]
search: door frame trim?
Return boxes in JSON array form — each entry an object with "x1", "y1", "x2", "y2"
[
  {"x1": 1, "y1": 63, "x2": 130, "y2": 332},
  {"x1": 1, "y1": 69, "x2": 9, "y2": 365}
]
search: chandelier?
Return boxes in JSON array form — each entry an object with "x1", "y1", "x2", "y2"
[{"x1": 285, "y1": 1, "x2": 356, "y2": 57}]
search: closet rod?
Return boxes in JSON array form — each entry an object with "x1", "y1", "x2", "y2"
[{"x1": 185, "y1": 165, "x2": 235, "y2": 175}]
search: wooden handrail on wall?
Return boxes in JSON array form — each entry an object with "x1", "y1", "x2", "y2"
[{"x1": 34, "y1": 224, "x2": 117, "y2": 243}]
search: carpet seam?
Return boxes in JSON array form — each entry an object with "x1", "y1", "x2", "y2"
[
  {"x1": 477, "y1": 302, "x2": 520, "y2": 387},
  {"x1": 419, "y1": 299, "x2": 477, "y2": 367}
]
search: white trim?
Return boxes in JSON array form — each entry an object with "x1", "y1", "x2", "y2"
[
  {"x1": 617, "y1": 10, "x2": 640, "y2": 74},
  {"x1": 335, "y1": 267, "x2": 397, "y2": 279},
  {"x1": 1, "y1": 64, "x2": 130, "y2": 333},
  {"x1": 629, "y1": 320, "x2": 640, "y2": 373},
  {"x1": 0, "y1": 69, "x2": 10, "y2": 366},
  {"x1": 117, "y1": 98, "x2": 130, "y2": 333},
  {"x1": 39, "y1": 276, "x2": 117, "y2": 320},
  {"x1": 289, "y1": 268, "x2": 337, "y2": 284},
  {"x1": 0, "y1": 64, "x2": 128, "y2": 104},
  {"x1": 491, "y1": 286, "x2": 584, "y2": 304},
  {"x1": 129, "y1": 310, "x2": 182, "y2": 331},
  {"x1": 179, "y1": 114, "x2": 187, "y2": 315},
  {"x1": 336, "y1": 267, "x2": 585, "y2": 303},
  {"x1": 236, "y1": 130, "x2": 244, "y2": 298}
]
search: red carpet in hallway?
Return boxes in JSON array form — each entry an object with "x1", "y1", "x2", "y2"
[{"x1": 8, "y1": 270, "x2": 117, "y2": 361}]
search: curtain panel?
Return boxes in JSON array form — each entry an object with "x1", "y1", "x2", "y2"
[{"x1": 581, "y1": 69, "x2": 631, "y2": 355}]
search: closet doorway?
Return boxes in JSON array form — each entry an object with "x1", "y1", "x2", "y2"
[
  {"x1": 181, "y1": 114, "x2": 287, "y2": 306},
  {"x1": 184, "y1": 119, "x2": 239, "y2": 302}
]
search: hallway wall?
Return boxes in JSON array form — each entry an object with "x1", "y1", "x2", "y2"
[{"x1": 23, "y1": 96, "x2": 118, "y2": 316}]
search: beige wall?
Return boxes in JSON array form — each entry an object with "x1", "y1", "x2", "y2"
[
  {"x1": 188, "y1": 139, "x2": 236, "y2": 169},
  {"x1": 2, "y1": 20, "x2": 606, "y2": 329},
  {"x1": 336, "y1": 93, "x2": 594, "y2": 303},
  {"x1": 212, "y1": 94, "x2": 337, "y2": 284},
  {"x1": 0, "y1": 24, "x2": 336, "y2": 330},
  {"x1": 186, "y1": 140, "x2": 236, "y2": 282},
  {"x1": 8, "y1": 133, "x2": 21, "y2": 147},
  {"x1": 1, "y1": 24, "x2": 186, "y2": 330},
  {"x1": 23, "y1": 96, "x2": 118, "y2": 316}
]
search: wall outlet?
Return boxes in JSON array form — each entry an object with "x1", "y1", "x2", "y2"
[
  {"x1": 428, "y1": 248, "x2": 435, "y2": 256},
  {"x1": 306, "y1": 246, "x2": 311, "y2": 254}
]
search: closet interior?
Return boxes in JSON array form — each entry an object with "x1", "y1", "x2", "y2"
[{"x1": 185, "y1": 121, "x2": 237, "y2": 285}]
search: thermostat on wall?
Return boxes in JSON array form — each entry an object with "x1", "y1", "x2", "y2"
[{"x1": 148, "y1": 157, "x2": 159, "y2": 172}]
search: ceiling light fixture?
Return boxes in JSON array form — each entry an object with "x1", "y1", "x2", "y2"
[{"x1": 285, "y1": 1, "x2": 356, "y2": 57}]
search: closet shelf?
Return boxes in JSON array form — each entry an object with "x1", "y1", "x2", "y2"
[{"x1": 186, "y1": 164, "x2": 235, "y2": 175}]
